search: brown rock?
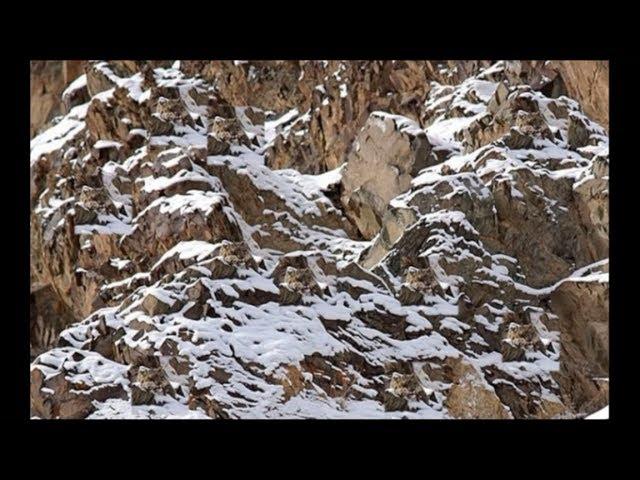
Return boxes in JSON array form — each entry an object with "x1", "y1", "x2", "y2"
[
  {"x1": 443, "y1": 357, "x2": 512, "y2": 419},
  {"x1": 341, "y1": 113, "x2": 433, "y2": 239},
  {"x1": 30, "y1": 349, "x2": 128, "y2": 419},
  {"x1": 30, "y1": 61, "x2": 87, "y2": 137},
  {"x1": 141, "y1": 292, "x2": 175, "y2": 316},
  {"x1": 551, "y1": 276, "x2": 609, "y2": 414},
  {"x1": 550, "y1": 61, "x2": 609, "y2": 131}
]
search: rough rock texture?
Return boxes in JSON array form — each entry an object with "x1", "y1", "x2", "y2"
[
  {"x1": 30, "y1": 60, "x2": 608, "y2": 419},
  {"x1": 550, "y1": 61, "x2": 609, "y2": 131},
  {"x1": 340, "y1": 113, "x2": 433, "y2": 239},
  {"x1": 551, "y1": 271, "x2": 609, "y2": 413},
  {"x1": 30, "y1": 61, "x2": 86, "y2": 137}
]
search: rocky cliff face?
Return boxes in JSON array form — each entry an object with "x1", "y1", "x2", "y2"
[
  {"x1": 30, "y1": 61, "x2": 86, "y2": 138},
  {"x1": 30, "y1": 60, "x2": 609, "y2": 419}
]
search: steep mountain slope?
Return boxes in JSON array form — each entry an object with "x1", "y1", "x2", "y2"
[
  {"x1": 30, "y1": 60, "x2": 609, "y2": 419},
  {"x1": 30, "y1": 61, "x2": 86, "y2": 138}
]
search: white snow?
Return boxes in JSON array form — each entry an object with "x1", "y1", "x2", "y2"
[
  {"x1": 30, "y1": 60, "x2": 609, "y2": 420},
  {"x1": 586, "y1": 406, "x2": 609, "y2": 420},
  {"x1": 152, "y1": 240, "x2": 221, "y2": 271},
  {"x1": 62, "y1": 74, "x2": 87, "y2": 99}
]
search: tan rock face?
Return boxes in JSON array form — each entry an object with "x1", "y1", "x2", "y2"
[
  {"x1": 30, "y1": 61, "x2": 86, "y2": 137},
  {"x1": 30, "y1": 60, "x2": 608, "y2": 419},
  {"x1": 31, "y1": 61, "x2": 64, "y2": 138},
  {"x1": 443, "y1": 358, "x2": 512, "y2": 419},
  {"x1": 446, "y1": 382, "x2": 512, "y2": 419},
  {"x1": 30, "y1": 284, "x2": 76, "y2": 359},
  {"x1": 340, "y1": 113, "x2": 433, "y2": 239},
  {"x1": 182, "y1": 61, "x2": 502, "y2": 175},
  {"x1": 551, "y1": 274, "x2": 609, "y2": 414},
  {"x1": 573, "y1": 154, "x2": 609, "y2": 262},
  {"x1": 551, "y1": 61, "x2": 609, "y2": 131}
]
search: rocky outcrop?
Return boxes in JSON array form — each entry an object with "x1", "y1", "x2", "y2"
[
  {"x1": 30, "y1": 348, "x2": 128, "y2": 419},
  {"x1": 30, "y1": 283, "x2": 76, "y2": 359},
  {"x1": 30, "y1": 61, "x2": 86, "y2": 137},
  {"x1": 340, "y1": 113, "x2": 434, "y2": 239},
  {"x1": 551, "y1": 61, "x2": 609, "y2": 131},
  {"x1": 550, "y1": 265, "x2": 609, "y2": 414},
  {"x1": 30, "y1": 60, "x2": 608, "y2": 419},
  {"x1": 442, "y1": 357, "x2": 512, "y2": 419}
]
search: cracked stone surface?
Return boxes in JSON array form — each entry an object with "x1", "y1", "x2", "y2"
[{"x1": 30, "y1": 60, "x2": 608, "y2": 419}]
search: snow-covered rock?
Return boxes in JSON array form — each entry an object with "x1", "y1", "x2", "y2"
[{"x1": 30, "y1": 60, "x2": 609, "y2": 419}]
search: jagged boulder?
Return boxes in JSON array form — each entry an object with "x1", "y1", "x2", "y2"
[
  {"x1": 442, "y1": 357, "x2": 512, "y2": 419},
  {"x1": 141, "y1": 290, "x2": 177, "y2": 316},
  {"x1": 30, "y1": 348, "x2": 128, "y2": 419},
  {"x1": 340, "y1": 113, "x2": 434, "y2": 239}
]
